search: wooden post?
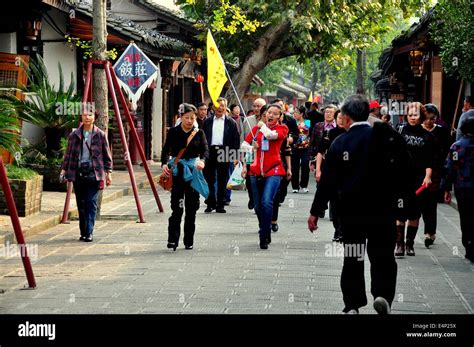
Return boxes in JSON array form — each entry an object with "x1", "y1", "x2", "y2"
[
  {"x1": 92, "y1": 0, "x2": 109, "y2": 219},
  {"x1": 451, "y1": 80, "x2": 464, "y2": 136}
]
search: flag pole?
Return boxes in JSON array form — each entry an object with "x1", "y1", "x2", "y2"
[
  {"x1": 222, "y1": 63, "x2": 256, "y2": 139},
  {"x1": 209, "y1": 29, "x2": 255, "y2": 140}
]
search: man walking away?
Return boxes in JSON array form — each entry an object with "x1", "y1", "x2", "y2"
[{"x1": 307, "y1": 94, "x2": 416, "y2": 314}]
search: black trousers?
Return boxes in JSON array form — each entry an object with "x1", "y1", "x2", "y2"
[
  {"x1": 204, "y1": 146, "x2": 230, "y2": 209},
  {"x1": 279, "y1": 171, "x2": 289, "y2": 204},
  {"x1": 291, "y1": 147, "x2": 310, "y2": 190},
  {"x1": 340, "y1": 219, "x2": 397, "y2": 312},
  {"x1": 419, "y1": 189, "x2": 439, "y2": 235},
  {"x1": 168, "y1": 171, "x2": 200, "y2": 247},
  {"x1": 455, "y1": 188, "x2": 474, "y2": 256},
  {"x1": 245, "y1": 164, "x2": 254, "y2": 207}
]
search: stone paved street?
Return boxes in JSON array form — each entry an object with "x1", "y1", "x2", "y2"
[{"x1": 0, "y1": 180, "x2": 473, "y2": 315}]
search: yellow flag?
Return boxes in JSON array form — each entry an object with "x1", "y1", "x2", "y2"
[
  {"x1": 207, "y1": 30, "x2": 228, "y2": 108},
  {"x1": 308, "y1": 91, "x2": 313, "y2": 102}
]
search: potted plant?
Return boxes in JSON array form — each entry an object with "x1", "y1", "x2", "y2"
[
  {"x1": 0, "y1": 165, "x2": 42, "y2": 217},
  {"x1": 11, "y1": 54, "x2": 80, "y2": 157},
  {"x1": 20, "y1": 138, "x2": 68, "y2": 192},
  {"x1": 9, "y1": 54, "x2": 82, "y2": 191},
  {"x1": 0, "y1": 97, "x2": 22, "y2": 159},
  {"x1": 0, "y1": 98, "x2": 42, "y2": 217}
]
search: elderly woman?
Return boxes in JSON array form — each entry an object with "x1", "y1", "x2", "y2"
[
  {"x1": 60, "y1": 112, "x2": 113, "y2": 242},
  {"x1": 241, "y1": 104, "x2": 289, "y2": 249},
  {"x1": 161, "y1": 103, "x2": 209, "y2": 251}
]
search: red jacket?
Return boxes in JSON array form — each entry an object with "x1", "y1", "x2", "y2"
[{"x1": 245, "y1": 123, "x2": 288, "y2": 177}]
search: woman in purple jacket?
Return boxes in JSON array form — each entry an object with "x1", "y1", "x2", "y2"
[{"x1": 60, "y1": 112, "x2": 113, "y2": 242}]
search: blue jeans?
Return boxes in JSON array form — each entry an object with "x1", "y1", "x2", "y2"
[
  {"x1": 73, "y1": 181, "x2": 99, "y2": 237},
  {"x1": 250, "y1": 176, "x2": 281, "y2": 240}
]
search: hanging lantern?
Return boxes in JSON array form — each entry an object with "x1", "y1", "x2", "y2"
[
  {"x1": 195, "y1": 74, "x2": 205, "y2": 103},
  {"x1": 409, "y1": 50, "x2": 424, "y2": 77},
  {"x1": 195, "y1": 74, "x2": 204, "y2": 83}
]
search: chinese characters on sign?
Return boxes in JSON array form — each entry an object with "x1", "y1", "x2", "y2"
[{"x1": 113, "y1": 43, "x2": 159, "y2": 109}]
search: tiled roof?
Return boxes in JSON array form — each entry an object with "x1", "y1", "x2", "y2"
[
  {"x1": 67, "y1": 0, "x2": 192, "y2": 57},
  {"x1": 377, "y1": 8, "x2": 435, "y2": 75},
  {"x1": 136, "y1": 0, "x2": 198, "y2": 33}
]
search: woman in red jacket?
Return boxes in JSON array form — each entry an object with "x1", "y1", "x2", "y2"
[{"x1": 241, "y1": 104, "x2": 289, "y2": 249}]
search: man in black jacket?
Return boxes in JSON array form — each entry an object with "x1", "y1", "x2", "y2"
[
  {"x1": 202, "y1": 97, "x2": 240, "y2": 213},
  {"x1": 307, "y1": 94, "x2": 415, "y2": 314},
  {"x1": 306, "y1": 102, "x2": 324, "y2": 135}
]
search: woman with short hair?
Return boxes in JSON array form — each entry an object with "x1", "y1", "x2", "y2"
[
  {"x1": 60, "y1": 112, "x2": 113, "y2": 242},
  {"x1": 161, "y1": 103, "x2": 209, "y2": 251},
  {"x1": 420, "y1": 103, "x2": 450, "y2": 247},
  {"x1": 396, "y1": 102, "x2": 434, "y2": 256}
]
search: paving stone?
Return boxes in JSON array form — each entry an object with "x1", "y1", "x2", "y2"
[{"x1": 0, "y1": 188, "x2": 472, "y2": 315}]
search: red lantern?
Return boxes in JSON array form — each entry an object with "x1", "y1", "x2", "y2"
[{"x1": 196, "y1": 74, "x2": 204, "y2": 83}]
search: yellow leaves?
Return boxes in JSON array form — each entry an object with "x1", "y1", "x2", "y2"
[
  {"x1": 64, "y1": 34, "x2": 117, "y2": 61},
  {"x1": 211, "y1": 0, "x2": 261, "y2": 35}
]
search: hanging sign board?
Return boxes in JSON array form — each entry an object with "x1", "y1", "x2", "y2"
[{"x1": 113, "y1": 42, "x2": 158, "y2": 109}]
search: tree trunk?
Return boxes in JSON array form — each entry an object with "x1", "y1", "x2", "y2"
[
  {"x1": 225, "y1": 21, "x2": 291, "y2": 104},
  {"x1": 92, "y1": 0, "x2": 108, "y2": 219},
  {"x1": 356, "y1": 49, "x2": 366, "y2": 95}
]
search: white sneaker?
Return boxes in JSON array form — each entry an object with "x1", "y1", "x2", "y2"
[
  {"x1": 345, "y1": 309, "x2": 359, "y2": 314},
  {"x1": 301, "y1": 188, "x2": 309, "y2": 193},
  {"x1": 292, "y1": 189, "x2": 299, "y2": 193},
  {"x1": 373, "y1": 297, "x2": 391, "y2": 315}
]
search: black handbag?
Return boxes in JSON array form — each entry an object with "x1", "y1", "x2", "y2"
[{"x1": 77, "y1": 161, "x2": 96, "y2": 182}]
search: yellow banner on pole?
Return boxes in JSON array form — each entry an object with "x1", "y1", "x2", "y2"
[
  {"x1": 308, "y1": 91, "x2": 313, "y2": 102},
  {"x1": 207, "y1": 30, "x2": 228, "y2": 108}
]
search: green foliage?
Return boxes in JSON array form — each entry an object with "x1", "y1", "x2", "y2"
[
  {"x1": 251, "y1": 57, "x2": 296, "y2": 94},
  {"x1": 252, "y1": 17, "x2": 413, "y2": 101},
  {"x1": 11, "y1": 54, "x2": 81, "y2": 130},
  {"x1": 0, "y1": 98, "x2": 21, "y2": 154},
  {"x1": 431, "y1": 1, "x2": 474, "y2": 82},
  {"x1": 65, "y1": 35, "x2": 118, "y2": 61},
  {"x1": 5, "y1": 164, "x2": 39, "y2": 180},
  {"x1": 20, "y1": 137, "x2": 67, "y2": 168},
  {"x1": 178, "y1": 0, "x2": 431, "y2": 66}
]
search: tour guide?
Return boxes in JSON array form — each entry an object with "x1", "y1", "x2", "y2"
[{"x1": 241, "y1": 104, "x2": 289, "y2": 250}]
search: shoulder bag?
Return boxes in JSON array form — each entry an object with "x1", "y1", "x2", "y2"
[{"x1": 158, "y1": 129, "x2": 198, "y2": 191}]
